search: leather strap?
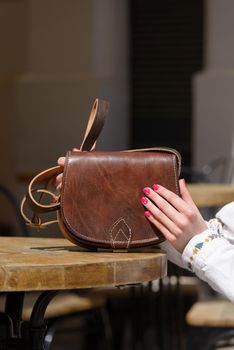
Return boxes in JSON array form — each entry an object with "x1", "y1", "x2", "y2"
[
  {"x1": 80, "y1": 99, "x2": 109, "y2": 151},
  {"x1": 25, "y1": 165, "x2": 62, "y2": 213},
  {"x1": 20, "y1": 166, "x2": 62, "y2": 227},
  {"x1": 21, "y1": 98, "x2": 109, "y2": 227}
]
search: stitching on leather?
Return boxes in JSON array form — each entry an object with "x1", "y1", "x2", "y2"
[{"x1": 109, "y1": 218, "x2": 132, "y2": 249}]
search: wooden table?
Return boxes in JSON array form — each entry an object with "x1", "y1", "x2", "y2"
[
  {"x1": 187, "y1": 183, "x2": 234, "y2": 208},
  {"x1": 0, "y1": 237, "x2": 166, "y2": 349}
]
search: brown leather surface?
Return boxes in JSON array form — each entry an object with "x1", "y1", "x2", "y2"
[{"x1": 61, "y1": 150, "x2": 180, "y2": 249}]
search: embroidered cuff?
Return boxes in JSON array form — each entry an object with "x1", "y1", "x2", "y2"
[
  {"x1": 216, "y1": 201, "x2": 234, "y2": 241},
  {"x1": 182, "y1": 219, "x2": 223, "y2": 271}
]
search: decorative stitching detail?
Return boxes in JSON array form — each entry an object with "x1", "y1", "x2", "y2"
[
  {"x1": 187, "y1": 219, "x2": 223, "y2": 271},
  {"x1": 109, "y1": 218, "x2": 132, "y2": 249}
]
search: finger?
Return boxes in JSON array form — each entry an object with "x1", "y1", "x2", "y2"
[
  {"x1": 144, "y1": 211, "x2": 177, "y2": 243},
  {"x1": 141, "y1": 197, "x2": 181, "y2": 236},
  {"x1": 56, "y1": 182, "x2": 62, "y2": 194},
  {"x1": 143, "y1": 187, "x2": 184, "y2": 226},
  {"x1": 57, "y1": 148, "x2": 80, "y2": 166},
  {"x1": 56, "y1": 173, "x2": 63, "y2": 186},
  {"x1": 57, "y1": 157, "x2": 65, "y2": 166},
  {"x1": 179, "y1": 178, "x2": 195, "y2": 206},
  {"x1": 151, "y1": 184, "x2": 193, "y2": 216}
]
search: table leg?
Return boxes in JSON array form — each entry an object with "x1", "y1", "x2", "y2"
[
  {"x1": 0, "y1": 292, "x2": 25, "y2": 349},
  {"x1": 0, "y1": 312, "x2": 12, "y2": 350},
  {"x1": 28, "y1": 290, "x2": 59, "y2": 350},
  {"x1": 5, "y1": 292, "x2": 25, "y2": 337},
  {"x1": 0, "y1": 291, "x2": 59, "y2": 350}
]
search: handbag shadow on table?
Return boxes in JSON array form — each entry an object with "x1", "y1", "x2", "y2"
[{"x1": 21, "y1": 98, "x2": 181, "y2": 251}]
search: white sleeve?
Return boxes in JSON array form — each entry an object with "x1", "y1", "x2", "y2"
[
  {"x1": 182, "y1": 216, "x2": 234, "y2": 301},
  {"x1": 159, "y1": 221, "x2": 210, "y2": 270},
  {"x1": 160, "y1": 201, "x2": 234, "y2": 301},
  {"x1": 216, "y1": 201, "x2": 234, "y2": 243},
  {"x1": 159, "y1": 240, "x2": 188, "y2": 269}
]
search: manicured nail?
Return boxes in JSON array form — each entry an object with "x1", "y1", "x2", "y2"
[
  {"x1": 143, "y1": 187, "x2": 150, "y2": 195},
  {"x1": 141, "y1": 197, "x2": 149, "y2": 205},
  {"x1": 153, "y1": 184, "x2": 159, "y2": 191},
  {"x1": 144, "y1": 211, "x2": 152, "y2": 218},
  {"x1": 72, "y1": 147, "x2": 80, "y2": 151}
]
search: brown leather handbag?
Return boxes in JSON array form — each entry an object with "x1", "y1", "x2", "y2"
[{"x1": 21, "y1": 99, "x2": 181, "y2": 251}]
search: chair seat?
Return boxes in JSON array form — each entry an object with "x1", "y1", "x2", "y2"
[
  {"x1": 22, "y1": 292, "x2": 106, "y2": 320},
  {"x1": 186, "y1": 300, "x2": 234, "y2": 327}
]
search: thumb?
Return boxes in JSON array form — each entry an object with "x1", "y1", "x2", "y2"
[{"x1": 179, "y1": 178, "x2": 195, "y2": 206}]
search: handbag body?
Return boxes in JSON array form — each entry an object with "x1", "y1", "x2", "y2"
[{"x1": 21, "y1": 99, "x2": 181, "y2": 251}]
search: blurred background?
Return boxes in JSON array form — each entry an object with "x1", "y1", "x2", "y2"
[{"x1": 1, "y1": 1, "x2": 234, "y2": 349}]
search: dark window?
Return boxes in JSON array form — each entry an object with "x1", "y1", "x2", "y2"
[{"x1": 130, "y1": 0, "x2": 204, "y2": 166}]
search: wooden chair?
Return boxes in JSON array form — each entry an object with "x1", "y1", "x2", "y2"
[
  {"x1": 186, "y1": 300, "x2": 234, "y2": 350},
  {"x1": 22, "y1": 292, "x2": 112, "y2": 350}
]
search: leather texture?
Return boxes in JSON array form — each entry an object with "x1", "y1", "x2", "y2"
[
  {"x1": 61, "y1": 150, "x2": 180, "y2": 249},
  {"x1": 21, "y1": 98, "x2": 181, "y2": 250}
]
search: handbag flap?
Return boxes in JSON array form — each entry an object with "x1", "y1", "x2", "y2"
[{"x1": 60, "y1": 150, "x2": 180, "y2": 249}]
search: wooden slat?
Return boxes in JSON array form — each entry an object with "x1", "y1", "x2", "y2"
[
  {"x1": 188, "y1": 183, "x2": 234, "y2": 208},
  {"x1": 186, "y1": 301, "x2": 234, "y2": 327}
]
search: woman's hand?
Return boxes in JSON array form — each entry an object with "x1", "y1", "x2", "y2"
[
  {"x1": 55, "y1": 148, "x2": 79, "y2": 193},
  {"x1": 141, "y1": 179, "x2": 207, "y2": 253}
]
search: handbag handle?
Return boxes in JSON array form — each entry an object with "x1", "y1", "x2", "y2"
[
  {"x1": 21, "y1": 98, "x2": 109, "y2": 227},
  {"x1": 80, "y1": 99, "x2": 109, "y2": 151}
]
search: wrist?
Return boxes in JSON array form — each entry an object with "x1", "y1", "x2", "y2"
[{"x1": 182, "y1": 227, "x2": 224, "y2": 271}]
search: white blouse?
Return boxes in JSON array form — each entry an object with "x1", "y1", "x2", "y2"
[{"x1": 159, "y1": 201, "x2": 234, "y2": 301}]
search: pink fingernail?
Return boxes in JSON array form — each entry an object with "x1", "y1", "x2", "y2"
[
  {"x1": 143, "y1": 187, "x2": 150, "y2": 195},
  {"x1": 153, "y1": 184, "x2": 159, "y2": 191},
  {"x1": 72, "y1": 147, "x2": 80, "y2": 151},
  {"x1": 144, "y1": 211, "x2": 152, "y2": 218},
  {"x1": 141, "y1": 197, "x2": 149, "y2": 205}
]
